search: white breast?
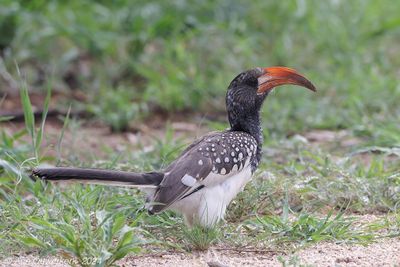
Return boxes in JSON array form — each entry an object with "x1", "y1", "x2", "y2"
[{"x1": 171, "y1": 161, "x2": 253, "y2": 227}]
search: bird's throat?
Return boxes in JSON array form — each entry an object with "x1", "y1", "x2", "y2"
[
  {"x1": 229, "y1": 112, "x2": 263, "y2": 144},
  {"x1": 228, "y1": 111, "x2": 263, "y2": 170}
]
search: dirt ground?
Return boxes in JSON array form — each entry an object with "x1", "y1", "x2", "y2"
[
  {"x1": 121, "y1": 239, "x2": 400, "y2": 267},
  {"x1": 2, "y1": 237, "x2": 400, "y2": 267},
  {"x1": 2, "y1": 116, "x2": 211, "y2": 162}
]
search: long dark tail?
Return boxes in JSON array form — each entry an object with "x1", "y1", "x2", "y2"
[{"x1": 31, "y1": 167, "x2": 164, "y2": 188}]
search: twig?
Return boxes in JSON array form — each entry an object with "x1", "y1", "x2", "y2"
[
  {"x1": 128, "y1": 251, "x2": 185, "y2": 260},
  {"x1": 213, "y1": 247, "x2": 287, "y2": 255},
  {"x1": 0, "y1": 108, "x2": 89, "y2": 122}
]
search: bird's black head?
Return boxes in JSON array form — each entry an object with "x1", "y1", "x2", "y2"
[
  {"x1": 226, "y1": 66, "x2": 316, "y2": 136},
  {"x1": 226, "y1": 68, "x2": 266, "y2": 122}
]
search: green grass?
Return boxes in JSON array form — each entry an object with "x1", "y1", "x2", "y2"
[
  {"x1": 1, "y1": 0, "x2": 400, "y2": 266},
  {"x1": 247, "y1": 210, "x2": 374, "y2": 246},
  {"x1": 1, "y1": 0, "x2": 399, "y2": 137},
  {"x1": 180, "y1": 224, "x2": 221, "y2": 251}
]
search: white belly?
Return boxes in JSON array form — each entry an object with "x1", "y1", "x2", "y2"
[{"x1": 171, "y1": 165, "x2": 253, "y2": 227}]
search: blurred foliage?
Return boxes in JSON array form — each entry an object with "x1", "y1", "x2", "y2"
[
  {"x1": 87, "y1": 86, "x2": 148, "y2": 132},
  {"x1": 0, "y1": 0, "x2": 399, "y2": 138}
]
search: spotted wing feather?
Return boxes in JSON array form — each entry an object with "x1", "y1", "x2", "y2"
[{"x1": 149, "y1": 131, "x2": 258, "y2": 213}]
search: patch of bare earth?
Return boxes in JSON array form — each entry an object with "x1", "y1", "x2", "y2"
[
  {"x1": 2, "y1": 237, "x2": 400, "y2": 267},
  {"x1": 1, "y1": 117, "x2": 210, "y2": 161},
  {"x1": 123, "y1": 239, "x2": 400, "y2": 266}
]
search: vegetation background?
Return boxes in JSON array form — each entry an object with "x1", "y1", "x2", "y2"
[{"x1": 0, "y1": 0, "x2": 399, "y2": 266}]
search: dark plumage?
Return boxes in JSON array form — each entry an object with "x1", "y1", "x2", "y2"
[{"x1": 32, "y1": 66, "x2": 316, "y2": 226}]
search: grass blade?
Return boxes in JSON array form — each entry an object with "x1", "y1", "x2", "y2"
[
  {"x1": 35, "y1": 83, "x2": 52, "y2": 162},
  {"x1": 56, "y1": 105, "x2": 71, "y2": 165}
]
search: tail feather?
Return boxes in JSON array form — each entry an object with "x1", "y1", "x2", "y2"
[{"x1": 31, "y1": 167, "x2": 164, "y2": 188}]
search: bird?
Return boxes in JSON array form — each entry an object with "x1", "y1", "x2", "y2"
[{"x1": 32, "y1": 66, "x2": 316, "y2": 227}]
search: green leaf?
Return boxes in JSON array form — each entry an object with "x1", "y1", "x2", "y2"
[
  {"x1": 17, "y1": 235, "x2": 47, "y2": 248},
  {"x1": 111, "y1": 244, "x2": 141, "y2": 261},
  {"x1": 30, "y1": 217, "x2": 56, "y2": 230},
  {"x1": 117, "y1": 228, "x2": 133, "y2": 248},
  {"x1": 111, "y1": 213, "x2": 125, "y2": 235}
]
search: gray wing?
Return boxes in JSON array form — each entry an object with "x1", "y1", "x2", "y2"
[{"x1": 149, "y1": 131, "x2": 257, "y2": 214}]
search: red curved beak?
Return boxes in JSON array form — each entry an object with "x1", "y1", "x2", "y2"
[{"x1": 257, "y1": 67, "x2": 316, "y2": 94}]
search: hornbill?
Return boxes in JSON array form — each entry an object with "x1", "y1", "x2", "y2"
[{"x1": 32, "y1": 67, "x2": 316, "y2": 227}]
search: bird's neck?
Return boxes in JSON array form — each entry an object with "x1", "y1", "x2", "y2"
[
  {"x1": 229, "y1": 112, "x2": 263, "y2": 143},
  {"x1": 228, "y1": 109, "x2": 263, "y2": 169},
  {"x1": 226, "y1": 90, "x2": 264, "y2": 145},
  {"x1": 226, "y1": 88, "x2": 267, "y2": 169}
]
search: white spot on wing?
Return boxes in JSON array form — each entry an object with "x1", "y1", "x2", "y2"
[
  {"x1": 232, "y1": 164, "x2": 238, "y2": 172},
  {"x1": 181, "y1": 174, "x2": 197, "y2": 187},
  {"x1": 198, "y1": 160, "x2": 203, "y2": 166}
]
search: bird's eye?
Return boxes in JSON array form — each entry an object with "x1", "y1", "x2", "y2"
[{"x1": 246, "y1": 76, "x2": 258, "y2": 88}]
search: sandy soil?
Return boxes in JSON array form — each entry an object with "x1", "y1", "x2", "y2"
[
  {"x1": 124, "y1": 239, "x2": 400, "y2": 267},
  {"x1": 2, "y1": 238, "x2": 400, "y2": 267}
]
